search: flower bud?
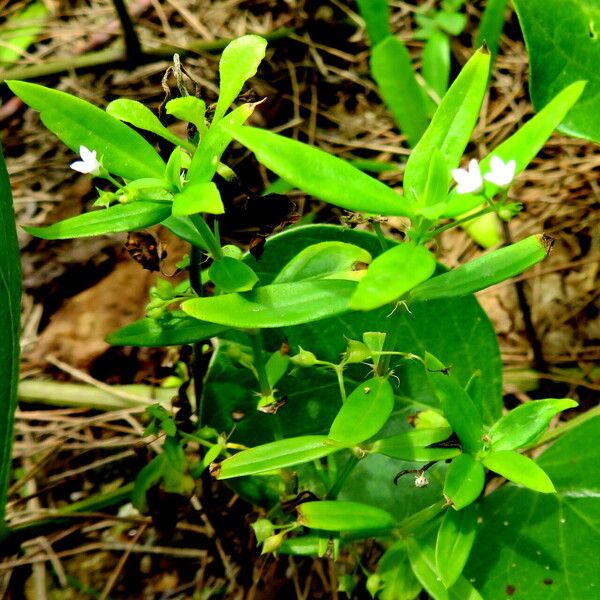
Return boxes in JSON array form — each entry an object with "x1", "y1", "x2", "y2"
[
  {"x1": 290, "y1": 347, "x2": 317, "y2": 367},
  {"x1": 251, "y1": 518, "x2": 275, "y2": 543},
  {"x1": 261, "y1": 532, "x2": 285, "y2": 554}
]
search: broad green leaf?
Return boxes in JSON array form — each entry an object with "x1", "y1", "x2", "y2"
[
  {"x1": 328, "y1": 377, "x2": 395, "y2": 446},
  {"x1": 187, "y1": 103, "x2": 254, "y2": 183},
  {"x1": 415, "y1": 149, "x2": 449, "y2": 219},
  {"x1": 161, "y1": 215, "x2": 209, "y2": 250},
  {"x1": 482, "y1": 450, "x2": 555, "y2": 493},
  {"x1": 6, "y1": 81, "x2": 166, "y2": 180},
  {"x1": 131, "y1": 454, "x2": 165, "y2": 512},
  {"x1": 0, "y1": 142, "x2": 21, "y2": 536},
  {"x1": 444, "y1": 81, "x2": 587, "y2": 216},
  {"x1": 488, "y1": 398, "x2": 578, "y2": 451},
  {"x1": 297, "y1": 500, "x2": 395, "y2": 532},
  {"x1": 444, "y1": 454, "x2": 485, "y2": 510},
  {"x1": 403, "y1": 48, "x2": 490, "y2": 203},
  {"x1": 208, "y1": 256, "x2": 258, "y2": 293},
  {"x1": 377, "y1": 541, "x2": 423, "y2": 600},
  {"x1": 422, "y1": 30, "x2": 451, "y2": 100},
  {"x1": 350, "y1": 242, "x2": 435, "y2": 311},
  {"x1": 0, "y1": 1, "x2": 48, "y2": 66},
  {"x1": 371, "y1": 36, "x2": 430, "y2": 147},
  {"x1": 225, "y1": 125, "x2": 413, "y2": 217},
  {"x1": 407, "y1": 536, "x2": 484, "y2": 600},
  {"x1": 165, "y1": 96, "x2": 207, "y2": 133},
  {"x1": 410, "y1": 235, "x2": 550, "y2": 302},
  {"x1": 436, "y1": 505, "x2": 477, "y2": 588},
  {"x1": 23, "y1": 201, "x2": 172, "y2": 239},
  {"x1": 356, "y1": 0, "x2": 390, "y2": 47},
  {"x1": 513, "y1": 0, "x2": 599, "y2": 142},
  {"x1": 182, "y1": 279, "x2": 357, "y2": 328},
  {"x1": 172, "y1": 181, "x2": 224, "y2": 216},
  {"x1": 424, "y1": 353, "x2": 484, "y2": 452},
  {"x1": 273, "y1": 242, "x2": 372, "y2": 284},
  {"x1": 467, "y1": 416, "x2": 600, "y2": 599},
  {"x1": 475, "y1": 0, "x2": 507, "y2": 60},
  {"x1": 106, "y1": 313, "x2": 228, "y2": 347},
  {"x1": 371, "y1": 428, "x2": 459, "y2": 462},
  {"x1": 106, "y1": 98, "x2": 192, "y2": 149},
  {"x1": 216, "y1": 435, "x2": 340, "y2": 479},
  {"x1": 213, "y1": 35, "x2": 267, "y2": 123}
]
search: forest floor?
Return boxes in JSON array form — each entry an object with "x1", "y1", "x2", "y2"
[{"x1": 0, "y1": 0, "x2": 598, "y2": 598}]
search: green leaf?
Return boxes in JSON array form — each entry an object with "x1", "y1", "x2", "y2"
[
  {"x1": 213, "y1": 35, "x2": 267, "y2": 123},
  {"x1": 488, "y1": 398, "x2": 578, "y2": 451},
  {"x1": 350, "y1": 243, "x2": 436, "y2": 311},
  {"x1": 410, "y1": 235, "x2": 550, "y2": 301},
  {"x1": 435, "y1": 10, "x2": 467, "y2": 36},
  {"x1": 165, "y1": 96, "x2": 206, "y2": 133},
  {"x1": 436, "y1": 505, "x2": 477, "y2": 588},
  {"x1": 377, "y1": 541, "x2": 423, "y2": 600},
  {"x1": 297, "y1": 500, "x2": 395, "y2": 532},
  {"x1": 107, "y1": 312, "x2": 229, "y2": 347},
  {"x1": 328, "y1": 377, "x2": 395, "y2": 446},
  {"x1": 424, "y1": 353, "x2": 484, "y2": 452},
  {"x1": 131, "y1": 454, "x2": 165, "y2": 512},
  {"x1": 273, "y1": 241, "x2": 372, "y2": 284},
  {"x1": 475, "y1": 0, "x2": 507, "y2": 60},
  {"x1": 172, "y1": 181, "x2": 224, "y2": 216},
  {"x1": 0, "y1": 1, "x2": 48, "y2": 66},
  {"x1": 161, "y1": 215, "x2": 209, "y2": 250},
  {"x1": 482, "y1": 450, "x2": 555, "y2": 493},
  {"x1": 513, "y1": 0, "x2": 600, "y2": 142},
  {"x1": 415, "y1": 149, "x2": 450, "y2": 219},
  {"x1": 422, "y1": 30, "x2": 451, "y2": 100},
  {"x1": 371, "y1": 36, "x2": 430, "y2": 147},
  {"x1": 106, "y1": 98, "x2": 192, "y2": 149},
  {"x1": 6, "y1": 80, "x2": 166, "y2": 180},
  {"x1": 356, "y1": 0, "x2": 390, "y2": 47},
  {"x1": 467, "y1": 416, "x2": 600, "y2": 599},
  {"x1": 265, "y1": 350, "x2": 290, "y2": 388},
  {"x1": 0, "y1": 142, "x2": 21, "y2": 535},
  {"x1": 225, "y1": 125, "x2": 413, "y2": 217},
  {"x1": 182, "y1": 279, "x2": 357, "y2": 328},
  {"x1": 208, "y1": 257, "x2": 258, "y2": 293},
  {"x1": 216, "y1": 435, "x2": 341, "y2": 479},
  {"x1": 444, "y1": 454, "x2": 485, "y2": 510},
  {"x1": 23, "y1": 201, "x2": 172, "y2": 239},
  {"x1": 403, "y1": 48, "x2": 490, "y2": 203},
  {"x1": 371, "y1": 428, "x2": 460, "y2": 462},
  {"x1": 444, "y1": 81, "x2": 587, "y2": 216}
]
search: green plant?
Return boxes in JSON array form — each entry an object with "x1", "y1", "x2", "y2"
[{"x1": 3, "y1": 33, "x2": 596, "y2": 598}]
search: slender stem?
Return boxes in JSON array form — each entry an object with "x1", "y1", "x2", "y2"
[
  {"x1": 189, "y1": 214, "x2": 223, "y2": 259},
  {"x1": 427, "y1": 206, "x2": 495, "y2": 240},
  {"x1": 334, "y1": 365, "x2": 347, "y2": 403},
  {"x1": 110, "y1": 0, "x2": 143, "y2": 63},
  {"x1": 371, "y1": 220, "x2": 388, "y2": 253},
  {"x1": 249, "y1": 330, "x2": 272, "y2": 397},
  {"x1": 325, "y1": 454, "x2": 359, "y2": 500}
]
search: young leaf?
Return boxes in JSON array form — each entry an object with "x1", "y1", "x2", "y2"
[
  {"x1": 488, "y1": 398, "x2": 578, "y2": 451},
  {"x1": 444, "y1": 81, "x2": 587, "y2": 216},
  {"x1": 350, "y1": 242, "x2": 436, "y2": 311},
  {"x1": 165, "y1": 96, "x2": 207, "y2": 133},
  {"x1": 224, "y1": 125, "x2": 413, "y2": 217},
  {"x1": 356, "y1": 0, "x2": 390, "y2": 47},
  {"x1": 208, "y1": 257, "x2": 258, "y2": 293},
  {"x1": 213, "y1": 35, "x2": 267, "y2": 123},
  {"x1": 215, "y1": 435, "x2": 341, "y2": 479},
  {"x1": 172, "y1": 181, "x2": 224, "y2": 216},
  {"x1": 435, "y1": 504, "x2": 478, "y2": 589},
  {"x1": 415, "y1": 149, "x2": 449, "y2": 219},
  {"x1": 0, "y1": 143, "x2": 21, "y2": 535},
  {"x1": 482, "y1": 450, "x2": 556, "y2": 493},
  {"x1": 131, "y1": 454, "x2": 165, "y2": 512},
  {"x1": 371, "y1": 36, "x2": 430, "y2": 147},
  {"x1": 106, "y1": 98, "x2": 193, "y2": 150},
  {"x1": 265, "y1": 350, "x2": 290, "y2": 388},
  {"x1": 6, "y1": 80, "x2": 166, "y2": 180},
  {"x1": 23, "y1": 201, "x2": 172, "y2": 239},
  {"x1": 422, "y1": 30, "x2": 451, "y2": 101},
  {"x1": 424, "y1": 353, "x2": 484, "y2": 453},
  {"x1": 273, "y1": 242, "x2": 372, "y2": 284},
  {"x1": 328, "y1": 377, "x2": 395, "y2": 447},
  {"x1": 182, "y1": 279, "x2": 357, "y2": 328},
  {"x1": 403, "y1": 48, "x2": 490, "y2": 203},
  {"x1": 297, "y1": 501, "x2": 395, "y2": 532},
  {"x1": 444, "y1": 454, "x2": 485, "y2": 510},
  {"x1": 161, "y1": 215, "x2": 209, "y2": 250},
  {"x1": 410, "y1": 234, "x2": 550, "y2": 301},
  {"x1": 107, "y1": 313, "x2": 229, "y2": 347}
]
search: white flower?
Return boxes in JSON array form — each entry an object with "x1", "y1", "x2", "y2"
[
  {"x1": 451, "y1": 158, "x2": 484, "y2": 194},
  {"x1": 484, "y1": 155, "x2": 516, "y2": 189},
  {"x1": 70, "y1": 145, "x2": 101, "y2": 176}
]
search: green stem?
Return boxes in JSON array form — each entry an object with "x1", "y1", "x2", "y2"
[
  {"x1": 334, "y1": 365, "x2": 347, "y2": 403},
  {"x1": 325, "y1": 454, "x2": 359, "y2": 500},
  {"x1": 371, "y1": 221, "x2": 388, "y2": 253},
  {"x1": 248, "y1": 330, "x2": 272, "y2": 397},
  {"x1": 189, "y1": 214, "x2": 223, "y2": 259},
  {"x1": 377, "y1": 304, "x2": 407, "y2": 376},
  {"x1": 189, "y1": 245, "x2": 207, "y2": 423}
]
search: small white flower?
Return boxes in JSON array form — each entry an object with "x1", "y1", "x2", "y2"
[
  {"x1": 70, "y1": 145, "x2": 101, "y2": 176},
  {"x1": 484, "y1": 155, "x2": 516, "y2": 189},
  {"x1": 451, "y1": 158, "x2": 484, "y2": 194}
]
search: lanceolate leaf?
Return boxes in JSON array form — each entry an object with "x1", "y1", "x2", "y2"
[
  {"x1": 182, "y1": 279, "x2": 357, "y2": 328},
  {"x1": 225, "y1": 125, "x2": 413, "y2": 217},
  {"x1": 23, "y1": 201, "x2": 172, "y2": 239},
  {"x1": 297, "y1": 501, "x2": 395, "y2": 532},
  {"x1": 482, "y1": 450, "x2": 555, "y2": 493},
  {"x1": 356, "y1": 0, "x2": 390, "y2": 47},
  {"x1": 6, "y1": 81, "x2": 166, "y2": 180},
  {"x1": 444, "y1": 454, "x2": 485, "y2": 510},
  {"x1": 0, "y1": 142, "x2": 21, "y2": 537}
]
